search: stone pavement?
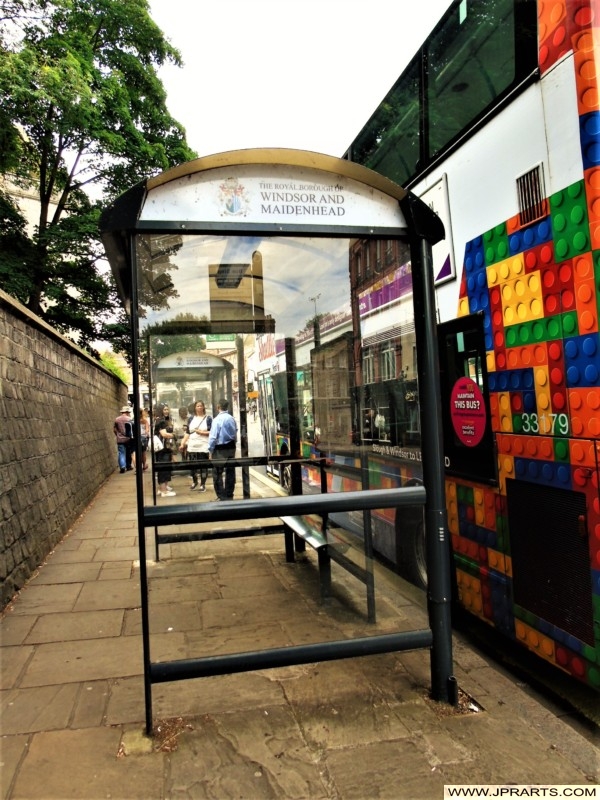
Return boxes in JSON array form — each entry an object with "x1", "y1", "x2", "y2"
[{"x1": 1, "y1": 469, "x2": 598, "y2": 800}]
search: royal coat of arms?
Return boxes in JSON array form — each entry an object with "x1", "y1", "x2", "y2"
[{"x1": 218, "y1": 177, "x2": 250, "y2": 216}]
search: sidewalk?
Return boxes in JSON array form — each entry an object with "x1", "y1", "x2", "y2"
[{"x1": 1, "y1": 470, "x2": 598, "y2": 800}]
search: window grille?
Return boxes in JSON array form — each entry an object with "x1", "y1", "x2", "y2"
[{"x1": 517, "y1": 165, "x2": 547, "y2": 226}]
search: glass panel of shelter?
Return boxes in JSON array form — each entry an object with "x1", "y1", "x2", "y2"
[
  {"x1": 136, "y1": 230, "x2": 422, "y2": 460},
  {"x1": 137, "y1": 230, "x2": 423, "y2": 653}
]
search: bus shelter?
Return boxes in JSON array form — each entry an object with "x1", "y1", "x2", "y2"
[
  {"x1": 152, "y1": 350, "x2": 234, "y2": 407},
  {"x1": 100, "y1": 149, "x2": 455, "y2": 734}
]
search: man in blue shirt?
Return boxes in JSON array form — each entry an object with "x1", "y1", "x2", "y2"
[{"x1": 208, "y1": 399, "x2": 238, "y2": 500}]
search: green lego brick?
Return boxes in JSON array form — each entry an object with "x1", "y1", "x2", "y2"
[
  {"x1": 553, "y1": 438, "x2": 570, "y2": 462},
  {"x1": 550, "y1": 180, "x2": 591, "y2": 261},
  {"x1": 483, "y1": 222, "x2": 510, "y2": 266}
]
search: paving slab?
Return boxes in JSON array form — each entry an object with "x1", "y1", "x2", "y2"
[
  {"x1": 26, "y1": 562, "x2": 102, "y2": 584},
  {"x1": 326, "y1": 739, "x2": 447, "y2": 800},
  {"x1": 73, "y1": 577, "x2": 140, "y2": 611},
  {"x1": 6, "y1": 583, "x2": 82, "y2": 615},
  {"x1": 0, "y1": 614, "x2": 36, "y2": 646},
  {"x1": 0, "y1": 645, "x2": 35, "y2": 690},
  {"x1": 24, "y1": 609, "x2": 124, "y2": 643},
  {"x1": 8, "y1": 728, "x2": 164, "y2": 800},
  {"x1": 0, "y1": 734, "x2": 29, "y2": 799},
  {"x1": 1, "y1": 683, "x2": 80, "y2": 733},
  {"x1": 19, "y1": 635, "x2": 143, "y2": 687}
]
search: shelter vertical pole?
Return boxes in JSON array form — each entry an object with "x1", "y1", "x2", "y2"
[
  {"x1": 237, "y1": 336, "x2": 250, "y2": 498},
  {"x1": 285, "y1": 338, "x2": 303, "y2": 498},
  {"x1": 400, "y1": 193, "x2": 454, "y2": 704},
  {"x1": 129, "y1": 237, "x2": 154, "y2": 735}
]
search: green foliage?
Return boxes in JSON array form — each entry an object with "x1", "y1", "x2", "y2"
[
  {"x1": 99, "y1": 349, "x2": 129, "y2": 383},
  {"x1": 140, "y1": 312, "x2": 208, "y2": 383},
  {"x1": 0, "y1": 0, "x2": 197, "y2": 353},
  {"x1": 0, "y1": 190, "x2": 36, "y2": 300},
  {"x1": 146, "y1": 314, "x2": 208, "y2": 359}
]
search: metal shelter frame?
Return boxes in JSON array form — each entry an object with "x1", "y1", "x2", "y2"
[{"x1": 99, "y1": 149, "x2": 455, "y2": 735}]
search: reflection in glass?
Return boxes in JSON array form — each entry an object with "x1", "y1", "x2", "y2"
[
  {"x1": 137, "y1": 231, "x2": 426, "y2": 587},
  {"x1": 136, "y1": 232, "x2": 419, "y2": 453},
  {"x1": 135, "y1": 234, "x2": 352, "y2": 340}
]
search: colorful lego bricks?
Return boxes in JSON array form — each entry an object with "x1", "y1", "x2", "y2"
[{"x1": 448, "y1": 0, "x2": 599, "y2": 690}]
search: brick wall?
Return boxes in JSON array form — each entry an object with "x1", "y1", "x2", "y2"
[{"x1": 0, "y1": 290, "x2": 128, "y2": 609}]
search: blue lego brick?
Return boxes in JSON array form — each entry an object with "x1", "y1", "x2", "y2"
[
  {"x1": 483, "y1": 315, "x2": 493, "y2": 344},
  {"x1": 489, "y1": 571, "x2": 514, "y2": 634},
  {"x1": 580, "y1": 111, "x2": 600, "y2": 171},
  {"x1": 564, "y1": 633, "x2": 585, "y2": 655},
  {"x1": 464, "y1": 235, "x2": 486, "y2": 275},
  {"x1": 514, "y1": 457, "x2": 572, "y2": 490},
  {"x1": 493, "y1": 368, "x2": 535, "y2": 392},
  {"x1": 457, "y1": 514, "x2": 478, "y2": 541},
  {"x1": 552, "y1": 626, "x2": 568, "y2": 646},
  {"x1": 592, "y1": 568, "x2": 600, "y2": 597},
  {"x1": 523, "y1": 391, "x2": 536, "y2": 412},
  {"x1": 564, "y1": 334, "x2": 600, "y2": 388},
  {"x1": 538, "y1": 617, "x2": 553, "y2": 636},
  {"x1": 468, "y1": 287, "x2": 491, "y2": 316},
  {"x1": 474, "y1": 524, "x2": 498, "y2": 549},
  {"x1": 508, "y1": 217, "x2": 554, "y2": 255}
]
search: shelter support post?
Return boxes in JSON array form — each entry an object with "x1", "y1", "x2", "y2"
[
  {"x1": 401, "y1": 192, "x2": 455, "y2": 704},
  {"x1": 237, "y1": 336, "x2": 250, "y2": 498}
]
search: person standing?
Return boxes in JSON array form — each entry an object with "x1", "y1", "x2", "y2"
[
  {"x1": 180, "y1": 400, "x2": 212, "y2": 492},
  {"x1": 114, "y1": 405, "x2": 134, "y2": 473},
  {"x1": 173, "y1": 406, "x2": 189, "y2": 460},
  {"x1": 139, "y1": 407, "x2": 151, "y2": 472},
  {"x1": 154, "y1": 404, "x2": 176, "y2": 497},
  {"x1": 208, "y1": 399, "x2": 238, "y2": 500}
]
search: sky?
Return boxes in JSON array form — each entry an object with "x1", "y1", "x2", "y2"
[{"x1": 149, "y1": 0, "x2": 453, "y2": 159}]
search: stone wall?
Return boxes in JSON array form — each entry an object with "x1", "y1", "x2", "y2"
[{"x1": 0, "y1": 290, "x2": 128, "y2": 609}]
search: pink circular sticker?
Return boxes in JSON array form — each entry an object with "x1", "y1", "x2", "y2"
[{"x1": 450, "y1": 377, "x2": 487, "y2": 447}]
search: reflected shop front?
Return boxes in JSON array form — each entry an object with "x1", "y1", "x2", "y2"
[{"x1": 100, "y1": 149, "x2": 454, "y2": 734}]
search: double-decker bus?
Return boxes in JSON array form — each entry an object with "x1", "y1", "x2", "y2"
[{"x1": 259, "y1": 0, "x2": 600, "y2": 692}]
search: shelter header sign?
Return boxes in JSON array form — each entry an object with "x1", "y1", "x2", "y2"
[{"x1": 139, "y1": 164, "x2": 405, "y2": 228}]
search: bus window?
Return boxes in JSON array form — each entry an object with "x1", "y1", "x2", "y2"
[{"x1": 346, "y1": 0, "x2": 537, "y2": 186}]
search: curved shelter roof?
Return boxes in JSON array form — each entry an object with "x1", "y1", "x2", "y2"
[{"x1": 99, "y1": 148, "x2": 443, "y2": 313}]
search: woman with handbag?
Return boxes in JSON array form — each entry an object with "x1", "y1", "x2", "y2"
[{"x1": 180, "y1": 400, "x2": 212, "y2": 492}]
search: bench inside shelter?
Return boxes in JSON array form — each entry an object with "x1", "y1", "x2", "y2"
[
  {"x1": 150, "y1": 454, "x2": 378, "y2": 621},
  {"x1": 281, "y1": 510, "x2": 377, "y2": 623}
]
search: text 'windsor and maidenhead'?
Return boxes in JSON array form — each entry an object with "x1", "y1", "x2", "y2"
[{"x1": 259, "y1": 182, "x2": 346, "y2": 216}]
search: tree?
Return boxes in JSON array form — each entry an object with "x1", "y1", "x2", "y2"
[{"x1": 0, "y1": 0, "x2": 196, "y2": 352}]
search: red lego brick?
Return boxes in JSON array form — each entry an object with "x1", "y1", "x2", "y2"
[
  {"x1": 539, "y1": 24, "x2": 571, "y2": 73},
  {"x1": 567, "y1": 0, "x2": 595, "y2": 36},
  {"x1": 524, "y1": 241, "x2": 556, "y2": 274}
]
